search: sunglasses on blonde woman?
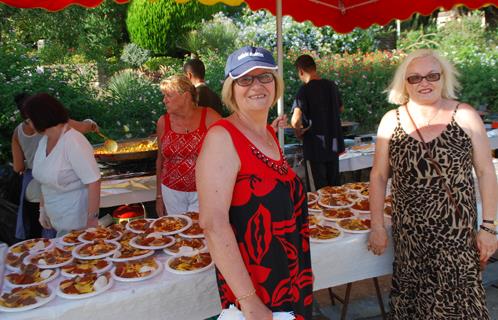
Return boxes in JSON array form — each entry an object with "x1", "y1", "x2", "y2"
[
  {"x1": 406, "y1": 72, "x2": 441, "y2": 85},
  {"x1": 235, "y1": 72, "x2": 274, "y2": 87}
]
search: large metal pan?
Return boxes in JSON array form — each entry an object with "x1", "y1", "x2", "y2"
[{"x1": 93, "y1": 137, "x2": 158, "y2": 162}]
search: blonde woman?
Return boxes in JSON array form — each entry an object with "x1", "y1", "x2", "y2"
[
  {"x1": 196, "y1": 46, "x2": 313, "y2": 320},
  {"x1": 368, "y1": 49, "x2": 498, "y2": 319},
  {"x1": 155, "y1": 75, "x2": 221, "y2": 216}
]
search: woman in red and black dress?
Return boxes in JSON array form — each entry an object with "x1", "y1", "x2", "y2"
[
  {"x1": 156, "y1": 75, "x2": 221, "y2": 216},
  {"x1": 196, "y1": 46, "x2": 313, "y2": 320}
]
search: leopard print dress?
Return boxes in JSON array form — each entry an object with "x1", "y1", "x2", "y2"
[{"x1": 388, "y1": 106, "x2": 489, "y2": 319}]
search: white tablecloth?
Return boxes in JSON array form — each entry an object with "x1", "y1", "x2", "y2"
[{"x1": 4, "y1": 227, "x2": 395, "y2": 320}]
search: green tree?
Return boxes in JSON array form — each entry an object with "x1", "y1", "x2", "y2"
[{"x1": 126, "y1": 0, "x2": 220, "y2": 55}]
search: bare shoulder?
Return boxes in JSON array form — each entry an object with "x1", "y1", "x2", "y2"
[
  {"x1": 377, "y1": 108, "x2": 398, "y2": 139},
  {"x1": 156, "y1": 115, "x2": 165, "y2": 127},
  {"x1": 454, "y1": 102, "x2": 484, "y2": 133},
  {"x1": 199, "y1": 124, "x2": 239, "y2": 172}
]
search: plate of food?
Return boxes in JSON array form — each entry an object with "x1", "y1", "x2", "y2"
[
  {"x1": 24, "y1": 247, "x2": 73, "y2": 269},
  {"x1": 111, "y1": 257, "x2": 163, "y2": 282},
  {"x1": 317, "y1": 186, "x2": 347, "y2": 197},
  {"x1": 350, "y1": 199, "x2": 370, "y2": 214},
  {"x1": 322, "y1": 208, "x2": 356, "y2": 221},
  {"x1": 0, "y1": 284, "x2": 55, "y2": 313},
  {"x1": 165, "y1": 252, "x2": 213, "y2": 275},
  {"x1": 129, "y1": 233, "x2": 175, "y2": 250},
  {"x1": 343, "y1": 182, "x2": 369, "y2": 193},
  {"x1": 181, "y1": 211, "x2": 199, "y2": 222},
  {"x1": 5, "y1": 252, "x2": 29, "y2": 272},
  {"x1": 308, "y1": 214, "x2": 324, "y2": 227},
  {"x1": 126, "y1": 218, "x2": 155, "y2": 234},
  {"x1": 150, "y1": 215, "x2": 192, "y2": 235},
  {"x1": 57, "y1": 272, "x2": 113, "y2": 299},
  {"x1": 179, "y1": 222, "x2": 204, "y2": 239},
  {"x1": 163, "y1": 237, "x2": 206, "y2": 255},
  {"x1": 309, "y1": 225, "x2": 343, "y2": 243},
  {"x1": 72, "y1": 240, "x2": 120, "y2": 260},
  {"x1": 78, "y1": 227, "x2": 122, "y2": 243},
  {"x1": 307, "y1": 192, "x2": 318, "y2": 205},
  {"x1": 4, "y1": 264, "x2": 59, "y2": 288},
  {"x1": 308, "y1": 201, "x2": 324, "y2": 214},
  {"x1": 58, "y1": 230, "x2": 85, "y2": 246},
  {"x1": 336, "y1": 218, "x2": 371, "y2": 234},
  {"x1": 61, "y1": 259, "x2": 113, "y2": 278},
  {"x1": 8, "y1": 238, "x2": 53, "y2": 256},
  {"x1": 318, "y1": 194, "x2": 355, "y2": 209},
  {"x1": 349, "y1": 143, "x2": 375, "y2": 154},
  {"x1": 108, "y1": 241, "x2": 154, "y2": 262}
]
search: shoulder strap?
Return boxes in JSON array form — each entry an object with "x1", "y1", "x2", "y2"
[
  {"x1": 163, "y1": 113, "x2": 171, "y2": 131},
  {"x1": 451, "y1": 102, "x2": 461, "y2": 121},
  {"x1": 405, "y1": 106, "x2": 461, "y2": 218},
  {"x1": 395, "y1": 108, "x2": 401, "y2": 126}
]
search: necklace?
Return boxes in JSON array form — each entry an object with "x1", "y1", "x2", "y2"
[{"x1": 424, "y1": 104, "x2": 443, "y2": 126}]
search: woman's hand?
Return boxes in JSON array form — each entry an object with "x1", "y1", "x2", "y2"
[
  {"x1": 367, "y1": 226, "x2": 388, "y2": 255},
  {"x1": 156, "y1": 199, "x2": 166, "y2": 217},
  {"x1": 270, "y1": 114, "x2": 288, "y2": 132},
  {"x1": 87, "y1": 214, "x2": 99, "y2": 228},
  {"x1": 477, "y1": 229, "x2": 498, "y2": 265},
  {"x1": 39, "y1": 207, "x2": 52, "y2": 229},
  {"x1": 239, "y1": 295, "x2": 273, "y2": 320}
]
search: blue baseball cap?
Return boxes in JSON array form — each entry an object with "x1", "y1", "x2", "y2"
[{"x1": 224, "y1": 46, "x2": 277, "y2": 79}]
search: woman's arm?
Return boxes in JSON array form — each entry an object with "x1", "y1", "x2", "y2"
[
  {"x1": 11, "y1": 128, "x2": 25, "y2": 173},
  {"x1": 87, "y1": 180, "x2": 101, "y2": 227},
  {"x1": 456, "y1": 104, "x2": 498, "y2": 263},
  {"x1": 196, "y1": 126, "x2": 272, "y2": 319},
  {"x1": 368, "y1": 109, "x2": 397, "y2": 255},
  {"x1": 68, "y1": 119, "x2": 98, "y2": 134},
  {"x1": 155, "y1": 116, "x2": 166, "y2": 216}
]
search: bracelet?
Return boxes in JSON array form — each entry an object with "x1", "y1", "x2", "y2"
[
  {"x1": 89, "y1": 212, "x2": 99, "y2": 218},
  {"x1": 482, "y1": 219, "x2": 497, "y2": 225},
  {"x1": 156, "y1": 195, "x2": 162, "y2": 199},
  {"x1": 235, "y1": 289, "x2": 256, "y2": 306},
  {"x1": 480, "y1": 224, "x2": 498, "y2": 235}
]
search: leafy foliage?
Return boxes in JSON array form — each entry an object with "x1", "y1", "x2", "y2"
[
  {"x1": 126, "y1": 0, "x2": 219, "y2": 55},
  {"x1": 120, "y1": 43, "x2": 151, "y2": 68}
]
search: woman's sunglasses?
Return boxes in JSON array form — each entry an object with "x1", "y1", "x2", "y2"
[
  {"x1": 406, "y1": 72, "x2": 441, "y2": 85},
  {"x1": 235, "y1": 72, "x2": 274, "y2": 87}
]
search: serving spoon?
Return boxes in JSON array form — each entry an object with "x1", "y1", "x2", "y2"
[{"x1": 96, "y1": 132, "x2": 119, "y2": 153}]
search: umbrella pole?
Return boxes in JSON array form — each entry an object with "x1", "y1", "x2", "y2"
[{"x1": 276, "y1": 0, "x2": 285, "y2": 147}]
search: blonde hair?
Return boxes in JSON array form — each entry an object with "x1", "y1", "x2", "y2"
[
  {"x1": 160, "y1": 74, "x2": 197, "y2": 105},
  {"x1": 387, "y1": 49, "x2": 460, "y2": 105},
  {"x1": 221, "y1": 70, "x2": 284, "y2": 112}
]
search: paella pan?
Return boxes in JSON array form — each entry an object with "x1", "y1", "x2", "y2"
[{"x1": 93, "y1": 137, "x2": 158, "y2": 162}]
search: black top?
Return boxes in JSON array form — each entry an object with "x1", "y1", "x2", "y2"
[
  {"x1": 292, "y1": 79, "x2": 345, "y2": 161},
  {"x1": 196, "y1": 83, "x2": 224, "y2": 116}
]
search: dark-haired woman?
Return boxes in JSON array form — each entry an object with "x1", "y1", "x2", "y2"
[{"x1": 23, "y1": 93, "x2": 101, "y2": 236}]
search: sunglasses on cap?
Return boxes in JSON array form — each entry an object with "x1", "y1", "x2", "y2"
[
  {"x1": 406, "y1": 72, "x2": 441, "y2": 85},
  {"x1": 235, "y1": 72, "x2": 275, "y2": 87}
]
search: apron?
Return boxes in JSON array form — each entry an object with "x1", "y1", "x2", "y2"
[{"x1": 33, "y1": 125, "x2": 88, "y2": 236}]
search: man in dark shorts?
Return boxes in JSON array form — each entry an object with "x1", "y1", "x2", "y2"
[
  {"x1": 291, "y1": 54, "x2": 345, "y2": 190},
  {"x1": 183, "y1": 58, "x2": 224, "y2": 115}
]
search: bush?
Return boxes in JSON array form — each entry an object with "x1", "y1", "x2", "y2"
[
  {"x1": 120, "y1": 43, "x2": 151, "y2": 68},
  {"x1": 126, "y1": 0, "x2": 220, "y2": 55},
  {"x1": 143, "y1": 56, "x2": 183, "y2": 72}
]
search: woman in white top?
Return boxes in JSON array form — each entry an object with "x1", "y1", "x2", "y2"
[
  {"x1": 12, "y1": 92, "x2": 99, "y2": 239},
  {"x1": 23, "y1": 93, "x2": 101, "y2": 236}
]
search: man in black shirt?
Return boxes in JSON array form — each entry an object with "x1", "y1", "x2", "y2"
[
  {"x1": 183, "y1": 59, "x2": 224, "y2": 115},
  {"x1": 291, "y1": 54, "x2": 345, "y2": 190}
]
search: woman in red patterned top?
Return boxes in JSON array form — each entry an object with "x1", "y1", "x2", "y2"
[
  {"x1": 156, "y1": 75, "x2": 221, "y2": 216},
  {"x1": 196, "y1": 46, "x2": 313, "y2": 320}
]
